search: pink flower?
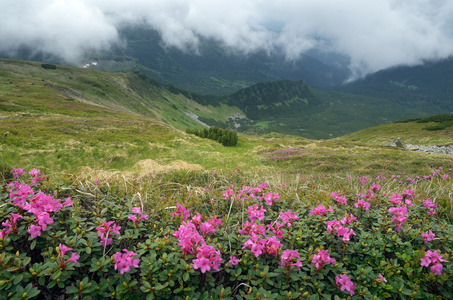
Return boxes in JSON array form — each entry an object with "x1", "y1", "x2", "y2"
[
  {"x1": 309, "y1": 204, "x2": 333, "y2": 216},
  {"x1": 263, "y1": 192, "x2": 280, "y2": 206},
  {"x1": 377, "y1": 274, "x2": 387, "y2": 283},
  {"x1": 280, "y1": 250, "x2": 302, "y2": 270},
  {"x1": 59, "y1": 243, "x2": 72, "y2": 258},
  {"x1": 420, "y1": 250, "x2": 446, "y2": 275},
  {"x1": 312, "y1": 249, "x2": 336, "y2": 270},
  {"x1": 173, "y1": 221, "x2": 204, "y2": 255},
  {"x1": 63, "y1": 197, "x2": 73, "y2": 206},
  {"x1": 193, "y1": 244, "x2": 222, "y2": 273},
  {"x1": 279, "y1": 210, "x2": 299, "y2": 227},
  {"x1": 335, "y1": 274, "x2": 355, "y2": 296},
  {"x1": 172, "y1": 203, "x2": 190, "y2": 220},
  {"x1": 227, "y1": 255, "x2": 240, "y2": 266},
  {"x1": 200, "y1": 222, "x2": 216, "y2": 236},
  {"x1": 390, "y1": 193, "x2": 403, "y2": 206},
  {"x1": 421, "y1": 230, "x2": 435, "y2": 243},
  {"x1": 96, "y1": 221, "x2": 121, "y2": 246},
  {"x1": 247, "y1": 204, "x2": 266, "y2": 222},
  {"x1": 28, "y1": 224, "x2": 42, "y2": 238},
  {"x1": 354, "y1": 199, "x2": 370, "y2": 211},
  {"x1": 113, "y1": 249, "x2": 140, "y2": 274},
  {"x1": 332, "y1": 191, "x2": 348, "y2": 206},
  {"x1": 370, "y1": 183, "x2": 381, "y2": 192},
  {"x1": 263, "y1": 236, "x2": 283, "y2": 257},
  {"x1": 340, "y1": 214, "x2": 357, "y2": 225},
  {"x1": 11, "y1": 168, "x2": 25, "y2": 180},
  {"x1": 132, "y1": 207, "x2": 141, "y2": 214},
  {"x1": 66, "y1": 252, "x2": 80, "y2": 265},
  {"x1": 266, "y1": 221, "x2": 285, "y2": 238},
  {"x1": 341, "y1": 229, "x2": 356, "y2": 242}
]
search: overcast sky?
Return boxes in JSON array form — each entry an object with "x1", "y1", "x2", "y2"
[{"x1": 1, "y1": 0, "x2": 453, "y2": 79}]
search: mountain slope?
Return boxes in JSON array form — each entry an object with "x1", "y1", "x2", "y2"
[{"x1": 340, "y1": 57, "x2": 453, "y2": 114}]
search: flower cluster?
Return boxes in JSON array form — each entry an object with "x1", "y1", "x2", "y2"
[
  {"x1": 113, "y1": 249, "x2": 140, "y2": 274},
  {"x1": 423, "y1": 199, "x2": 438, "y2": 216},
  {"x1": 309, "y1": 204, "x2": 333, "y2": 216},
  {"x1": 193, "y1": 244, "x2": 222, "y2": 273},
  {"x1": 279, "y1": 210, "x2": 299, "y2": 227},
  {"x1": 280, "y1": 250, "x2": 302, "y2": 270},
  {"x1": 58, "y1": 244, "x2": 80, "y2": 268},
  {"x1": 420, "y1": 250, "x2": 446, "y2": 275},
  {"x1": 421, "y1": 230, "x2": 436, "y2": 244},
  {"x1": 326, "y1": 220, "x2": 356, "y2": 242},
  {"x1": 332, "y1": 191, "x2": 347, "y2": 206},
  {"x1": 335, "y1": 274, "x2": 355, "y2": 296},
  {"x1": 312, "y1": 249, "x2": 337, "y2": 270},
  {"x1": 128, "y1": 207, "x2": 148, "y2": 228},
  {"x1": 96, "y1": 221, "x2": 121, "y2": 246},
  {"x1": 7, "y1": 175, "x2": 72, "y2": 239}
]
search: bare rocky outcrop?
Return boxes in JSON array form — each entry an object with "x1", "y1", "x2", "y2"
[{"x1": 387, "y1": 138, "x2": 453, "y2": 155}]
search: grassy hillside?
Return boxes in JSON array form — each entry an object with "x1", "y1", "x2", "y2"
[{"x1": 339, "y1": 115, "x2": 453, "y2": 146}]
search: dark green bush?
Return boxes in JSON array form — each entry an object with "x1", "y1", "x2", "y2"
[
  {"x1": 41, "y1": 64, "x2": 57, "y2": 70},
  {"x1": 187, "y1": 127, "x2": 238, "y2": 146}
]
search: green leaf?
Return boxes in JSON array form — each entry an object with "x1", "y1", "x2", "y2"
[
  {"x1": 13, "y1": 274, "x2": 23, "y2": 285},
  {"x1": 183, "y1": 272, "x2": 190, "y2": 282},
  {"x1": 66, "y1": 286, "x2": 80, "y2": 294},
  {"x1": 146, "y1": 293, "x2": 155, "y2": 300},
  {"x1": 30, "y1": 239, "x2": 36, "y2": 250},
  {"x1": 51, "y1": 270, "x2": 61, "y2": 281}
]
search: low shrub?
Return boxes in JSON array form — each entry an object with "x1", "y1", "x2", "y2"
[
  {"x1": 41, "y1": 64, "x2": 57, "y2": 70},
  {"x1": 0, "y1": 169, "x2": 452, "y2": 299},
  {"x1": 187, "y1": 127, "x2": 238, "y2": 146}
]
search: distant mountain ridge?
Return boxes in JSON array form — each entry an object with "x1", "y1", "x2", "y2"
[{"x1": 339, "y1": 57, "x2": 453, "y2": 113}]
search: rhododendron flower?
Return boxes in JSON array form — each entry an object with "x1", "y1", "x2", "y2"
[
  {"x1": 263, "y1": 236, "x2": 282, "y2": 257},
  {"x1": 247, "y1": 204, "x2": 266, "y2": 222},
  {"x1": 96, "y1": 221, "x2": 121, "y2": 246},
  {"x1": 266, "y1": 221, "x2": 285, "y2": 238},
  {"x1": 423, "y1": 199, "x2": 437, "y2": 216},
  {"x1": 420, "y1": 250, "x2": 446, "y2": 275},
  {"x1": 128, "y1": 207, "x2": 148, "y2": 227},
  {"x1": 341, "y1": 229, "x2": 356, "y2": 242},
  {"x1": 280, "y1": 250, "x2": 302, "y2": 270},
  {"x1": 377, "y1": 274, "x2": 387, "y2": 283},
  {"x1": 11, "y1": 168, "x2": 25, "y2": 180},
  {"x1": 227, "y1": 255, "x2": 240, "y2": 266},
  {"x1": 193, "y1": 244, "x2": 222, "y2": 273},
  {"x1": 341, "y1": 214, "x2": 357, "y2": 225},
  {"x1": 28, "y1": 224, "x2": 42, "y2": 238},
  {"x1": 172, "y1": 203, "x2": 190, "y2": 220},
  {"x1": 63, "y1": 197, "x2": 73, "y2": 206},
  {"x1": 390, "y1": 193, "x2": 403, "y2": 206},
  {"x1": 332, "y1": 191, "x2": 348, "y2": 206},
  {"x1": 312, "y1": 249, "x2": 336, "y2": 270},
  {"x1": 173, "y1": 221, "x2": 204, "y2": 255},
  {"x1": 421, "y1": 230, "x2": 436, "y2": 243},
  {"x1": 403, "y1": 189, "x2": 414, "y2": 199},
  {"x1": 223, "y1": 188, "x2": 234, "y2": 201},
  {"x1": 58, "y1": 244, "x2": 80, "y2": 267},
  {"x1": 200, "y1": 222, "x2": 216, "y2": 236},
  {"x1": 279, "y1": 210, "x2": 299, "y2": 227},
  {"x1": 309, "y1": 204, "x2": 333, "y2": 216},
  {"x1": 354, "y1": 199, "x2": 370, "y2": 211},
  {"x1": 113, "y1": 249, "x2": 140, "y2": 274},
  {"x1": 326, "y1": 220, "x2": 342, "y2": 234},
  {"x1": 388, "y1": 205, "x2": 408, "y2": 232},
  {"x1": 238, "y1": 221, "x2": 265, "y2": 236},
  {"x1": 370, "y1": 183, "x2": 381, "y2": 192},
  {"x1": 263, "y1": 192, "x2": 280, "y2": 206},
  {"x1": 335, "y1": 274, "x2": 355, "y2": 296}
]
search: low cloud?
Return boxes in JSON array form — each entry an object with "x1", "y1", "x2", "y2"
[{"x1": 2, "y1": 0, "x2": 453, "y2": 77}]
